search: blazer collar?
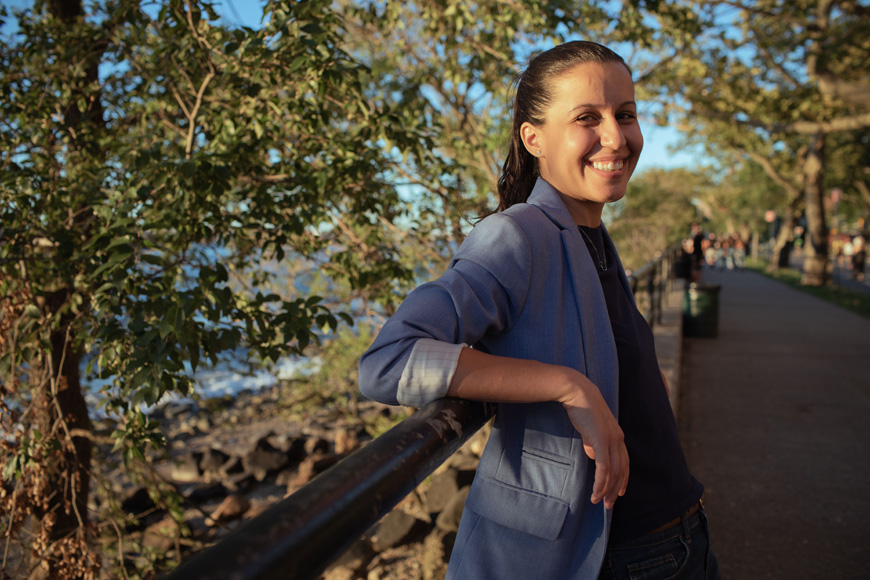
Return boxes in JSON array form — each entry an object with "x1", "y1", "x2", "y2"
[{"x1": 526, "y1": 177, "x2": 577, "y2": 231}]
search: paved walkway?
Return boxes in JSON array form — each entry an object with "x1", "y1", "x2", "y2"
[{"x1": 679, "y1": 268, "x2": 870, "y2": 579}]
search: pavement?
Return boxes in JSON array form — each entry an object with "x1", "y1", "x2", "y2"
[{"x1": 676, "y1": 268, "x2": 870, "y2": 579}]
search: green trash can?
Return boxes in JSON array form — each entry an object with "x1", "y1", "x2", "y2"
[{"x1": 683, "y1": 283, "x2": 721, "y2": 338}]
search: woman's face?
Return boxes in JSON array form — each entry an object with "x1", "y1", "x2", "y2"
[{"x1": 522, "y1": 61, "x2": 643, "y2": 226}]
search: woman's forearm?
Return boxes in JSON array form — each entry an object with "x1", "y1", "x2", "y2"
[
  {"x1": 447, "y1": 347, "x2": 589, "y2": 404},
  {"x1": 447, "y1": 347, "x2": 629, "y2": 508}
]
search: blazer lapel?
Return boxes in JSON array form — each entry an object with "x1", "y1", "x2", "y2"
[{"x1": 527, "y1": 179, "x2": 619, "y2": 414}]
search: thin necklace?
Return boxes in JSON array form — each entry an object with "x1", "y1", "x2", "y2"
[{"x1": 578, "y1": 226, "x2": 607, "y2": 271}]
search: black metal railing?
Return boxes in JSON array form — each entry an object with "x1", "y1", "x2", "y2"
[
  {"x1": 162, "y1": 398, "x2": 495, "y2": 580},
  {"x1": 162, "y1": 244, "x2": 684, "y2": 580},
  {"x1": 627, "y1": 243, "x2": 684, "y2": 329}
]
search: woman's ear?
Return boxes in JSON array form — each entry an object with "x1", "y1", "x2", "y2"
[{"x1": 520, "y1": 121, "x2": 542, "y2": 157}]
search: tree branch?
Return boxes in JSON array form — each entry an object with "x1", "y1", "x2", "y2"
[
  {"x1": 694, "y1": 106, "x2": 870, "y2": 135},
  {"x1": 185, "y1": 69, "x2": 215, "y2": 158}
]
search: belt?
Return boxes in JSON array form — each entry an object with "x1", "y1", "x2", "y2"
[{"x1": 645, "y1": 497, "x2": 705, "y2": 535}]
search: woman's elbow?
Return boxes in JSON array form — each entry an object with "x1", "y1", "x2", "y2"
[{"x1": 358, "y1": 350, "x2": 401, "y2": 406}]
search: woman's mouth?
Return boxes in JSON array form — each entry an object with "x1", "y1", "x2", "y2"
[{"x1": 590, "y1": 159, "x2": 625, "y2": 172}]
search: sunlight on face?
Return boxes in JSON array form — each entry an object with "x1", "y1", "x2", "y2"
[{"x1": 523, "y1": 61, "x2": 643, "y2": 226}]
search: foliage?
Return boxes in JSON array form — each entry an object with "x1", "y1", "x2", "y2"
[
  {"x1": 338, "y1": 0, "x2": 701, "y2": 267},
  {"x1": 0, "y1": 0, "x2": 428, "y2": 576},
  {"x1": 608, "y1": 167, "x2": 711, "y2": 269},
  {"x1": 647, "y1": 0, "x2": 870, "y2": 283}
]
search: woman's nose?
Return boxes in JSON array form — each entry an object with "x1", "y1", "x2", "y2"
[{"x1": 600, "y1": 118, "x2": 626, "y2": 148}]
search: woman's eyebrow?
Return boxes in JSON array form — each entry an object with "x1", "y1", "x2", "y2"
[{"x1": 568, "y1": 100, "x2": 637, "y2": 113}]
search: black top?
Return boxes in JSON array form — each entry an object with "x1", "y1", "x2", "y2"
[{"x1": 579, "y1": 225, "x2": 703, "y2": 543}]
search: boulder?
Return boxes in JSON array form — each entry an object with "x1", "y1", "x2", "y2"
[
  {"x1": 206, "y1": 493, "x2": 251, "y2": 527},
  {"x1": 143, "y1": 516, "x2": 182, "y2": 552},
  {"x1": 198, "y1": 447, "x2": 231, "y2": 476},
  {"x1": 422, "y1": 529, "x2": 456, "y2": 580},
  {"x1": 242, "y1": 436, "x2": 289, "y2": 481},
  {"x1": 435, "y1": 486, "x2": 469, "y2": 533},
  {"x1": 171, "y1": 451, "x2": 204, "y2": 483},
  {"x1": 371, "y1": 510, "x2": 425, "y2": 553},
  {"x1": 424, "y1": 468, "x2": 460, "y2": 514}
]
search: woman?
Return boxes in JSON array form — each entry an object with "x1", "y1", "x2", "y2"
[{"x1": 359, "y1": 41, "x2": 720, "y2": 579}]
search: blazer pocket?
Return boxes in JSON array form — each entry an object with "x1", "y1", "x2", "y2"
[
  {"x1": 492, "y1": 445, "x2": 573, "y2": 500},
  {"x1": 465, "y1": 475, "x2": 570, "y2": 541}
]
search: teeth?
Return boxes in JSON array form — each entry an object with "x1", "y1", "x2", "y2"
[{"x1": 591, "y1": 160, "x2": 624, "y2": 172}]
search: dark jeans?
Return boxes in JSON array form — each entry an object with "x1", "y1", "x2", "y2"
[{"x1": 598, "y1": 507, "x2": 721, "y2": 580}]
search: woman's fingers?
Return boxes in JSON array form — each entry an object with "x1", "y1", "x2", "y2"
[{"x1": 563, "y1": 390, "x2": 628, "y2": 509}]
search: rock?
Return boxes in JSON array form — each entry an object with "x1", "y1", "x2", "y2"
[
  {"x1": 371, "y1": 510, "x2": 424, "y2": 552},
  {"x1": 143, "y1": 516, "x2": 182, "y2": 551},
  {"x1": 223, "y1": 471, "x2": 255, "y2": 492},
  {"x1": 334, "y1": 428, "x2": 361, "y2": 455},
  {"x1": 242, "y1": 436, "x2": 289, "y2": 481},
  {"x1": 435, "y1": 486, "x2": 469, "y2": 533},
  {"x1": 206, "y1": 493, "x2": 251, "y2": 527},
  {"x1": 198, "y1": 447, "x2": 231, "y2": 476},
  {"x1": 422, "y1": 529, "x2": 456, "y2": 580},
  {"x1": 465, "y1": 421, "x2": 492, "y2": 457},
  {"x1": 447, "y1": 450, "x2": 482, "y2": 472},
  {"x1": 120, "y1": 486, "x2": 155, "y2": 520},
  {"x1": 311, "y1": 451, "x2": 338, "y2": 473},
  {"x1": 171, "y1": 451, "x2": 204, "y2": 483},
  {"x1": 164, "y1": 402, "x2": 196, "y2": 420},
  {"x1": 184, "y1": 482, "x2": 227, "y2": 503},
  {"x1": 424, "y1": 468, "x2": 460, "y2": 514},
  {"x1": 304, "y1": 436, "x2": 331, "y2": 455},
  {"x1": 323, "y1": 538, "x2": 375, "y2": 580},
  {"x1": 266, "y1": 433, "x2": 307, "y2": 464},
  {"x1": 219, "y1": 454, "x2": 245, "y2": 476},
  {"x1": 288, "y1": 451, "x2": 338, "y2": 493}
]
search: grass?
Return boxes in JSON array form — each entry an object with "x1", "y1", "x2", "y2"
[{"x1": 745, "y1": 258, "x2": 870, "y2": 318}]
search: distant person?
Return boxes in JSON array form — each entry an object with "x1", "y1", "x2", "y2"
[
  {"x1": 733, "y1": 238, "x2": 746, "y2": 269},
  {"x1": 852, "y1": 235, "x2": 866, "y2": 281},
  {"x1": 690, "y1": 222, "x2": 705, "y2": 281},
  {"x1": 360, "y1": 41, "x2": 719, "y2": 580}
]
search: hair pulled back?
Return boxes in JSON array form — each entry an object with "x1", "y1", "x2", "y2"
[{"x1": 496, "y1": 41, "x2": 630, "y2": 211}]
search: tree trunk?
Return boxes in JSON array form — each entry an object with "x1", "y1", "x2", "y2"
[
  {"x1": 28, "y1": 1, "x2": 98, "y2": 577},
  {"x1": 801, "y1": 134, "x2": 829, "y2": 286},
  {"x1": 29, "y1": 291, "x2": 94, "y2": 580},
  {"x1": 771, "y1": 206, "x2": 796, "y2": 269}
]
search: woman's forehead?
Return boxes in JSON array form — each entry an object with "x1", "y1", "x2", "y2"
[{"x1": 547, "y1": 62, "x2": 636, "y2": 108}]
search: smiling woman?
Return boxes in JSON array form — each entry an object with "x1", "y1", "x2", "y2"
[
  {"x1": 359, "y1": 41, "x2": 721, "y2": 580},
  {"x1": 519, "y1": 60, "x2": 643, "y2": 226}
]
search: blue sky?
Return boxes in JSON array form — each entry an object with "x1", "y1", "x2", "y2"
[{"x1": 1, "y1": 0, "x2": 701, "y2": 173}]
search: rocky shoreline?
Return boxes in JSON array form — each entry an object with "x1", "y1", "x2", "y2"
[{"x1": 102, "y1": 383, "x2": 489, "y2": 580}]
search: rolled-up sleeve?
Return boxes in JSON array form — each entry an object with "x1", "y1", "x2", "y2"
[
  {"x1": 397, "y1": 339, "x2": 466, "y2": 407},
  {"x1": 358, "y1": 212, "x2": 532, "y2": 406}
]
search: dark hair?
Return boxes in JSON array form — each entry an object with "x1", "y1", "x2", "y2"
[{"x1": 496, "y1": 41, "x2": 631, "y2": 211}]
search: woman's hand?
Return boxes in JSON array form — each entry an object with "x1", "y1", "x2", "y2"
[
  {"x1": 448, "y1": 349, "x2": 628, "y2": 508},
  {"x1": 559, "y1": 379, "x2": 629, "y2": 509}
]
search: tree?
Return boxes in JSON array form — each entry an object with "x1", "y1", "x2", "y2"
[
  {"x1": 607, "y1": 167, "x2": 711, "y2": 269},
  {"x1": 336, "y1": 0, "x2": 702, "y2": 274},
  {"x1": 0, "y1": 0, "x2": 428, "y2": 576},
  {"x1": 651, "y1": 0, "x2": 870, "y2": 285}
]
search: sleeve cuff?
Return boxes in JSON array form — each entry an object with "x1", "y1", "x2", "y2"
[{"x1": 397, "y1": 339, "x2": 466, "y2": 407}]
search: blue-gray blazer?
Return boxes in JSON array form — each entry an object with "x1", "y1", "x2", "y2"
[{"x1": 359, "y1": 178, "x2": 636, "y2": 579}]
